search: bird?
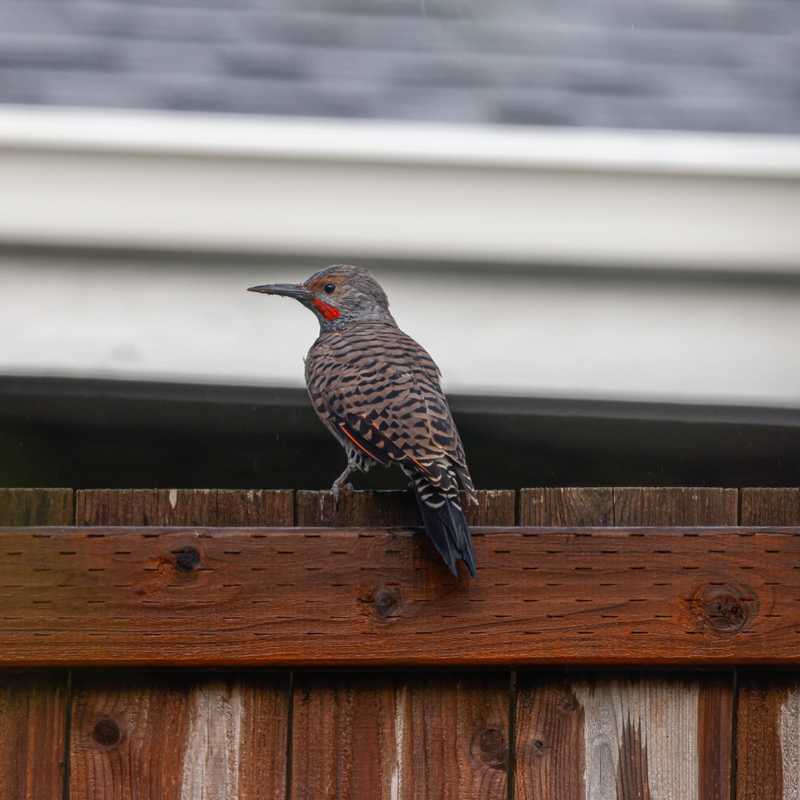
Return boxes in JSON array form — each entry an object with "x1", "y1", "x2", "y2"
[{"x1": 248, "y1": 265, "x2": 478, "y2": 577}]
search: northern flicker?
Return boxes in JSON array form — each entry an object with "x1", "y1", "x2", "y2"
[{"x1": 248, "y1": 265, "x2": 478, "y2": 576}]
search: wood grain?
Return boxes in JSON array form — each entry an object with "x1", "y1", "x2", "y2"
[
  {"x1": 698, "y1": 676, "x2": 733, "y2": 800},
  {"x1": 0, "y1": 487, "x2": 73, "y2": 526},
  {"x1": 736, "y1": 489, "x2": 800, "y2": 800},
  {"x1": 76, "y1": 488, "x2": 293, "y2": 526},
  {"x1": 519, "y1": 488, "x2": 613, "y2": 526},
  {"x1": 0, "y1": 671, "x2": 68, "y2": 799},
  {"x1": 69, "y1": 489, "x2": 292, "y2": 800},
  {"x1": 0, "y1": 488, "x2": 71, "y2": 800},
  {"x1": 741, "y1": 488, "x2": 800, "y2": 526},
  {"x1": 515, "y1": 487, "x2": 735, "y2": 800},
  {"x1": 515, "y1": 674, "x2": 732, "y2": 800},
  {"x1": 614, "y1": 487, "x2": 738, "y2": 525},
  {"x1": 513, "y1": 680, "x2": 585, "y2": 800},
  {"x1": 291, "y1": 672, "x2": 508, "y2": 800},
  {"x1": 69, "y1": 672, "x2": 289, "y2": 800},
  {"x1": 291, "y1": 490, "x2": 513, "y2": 799},
  {"x1": 736, "y1": 677, "x2": 789, "y2": 800},
  {"x1": 0, "y1": 525, "x2": 795, "y2": 665},
  {"x1": 296, "y1": 489, "x2": 514, "y2": 527}
]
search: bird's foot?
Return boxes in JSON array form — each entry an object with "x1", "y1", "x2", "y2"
[{"x1": 331, "y1": 480, "x2": 354, "y2": 509}]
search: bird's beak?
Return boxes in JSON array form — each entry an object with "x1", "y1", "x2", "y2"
[{"x1": 247, "y1": 283, "x2": 312, "y2": 302}]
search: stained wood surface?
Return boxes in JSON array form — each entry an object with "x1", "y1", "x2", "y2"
[
  {"x1": 76, "y1": 488, "x2": 294, "y2": 526},
  {"x1": 5, "y1": 486, "x2": 800, "y2": 799},
  {"x1": 740, "y1": 487, "x2": 800, "y2": 526},
  {"x1": 70, "y1": 672, "x2": 289, "y2": 800},
  {"x1": 292, "y1": 489, "x2": 514, "y2": 800},
  {"x1": 1, "y1": 524, "x2": 798, "y2": 665},
  {"x1": 296, "y1": 488, "x2": 515, "y2": 527},
  {"x1": 0, "y1": 488, "x2": 71, "y2": 800},
  {"x1": 0, "y1": 487, "x2": 73, "y2": 526},
  {"x1": 0, "y1": 671, "x2": 68, "y2": 800},
  {"x1": 514, "y1": 487, "x2": 735, "y2": 800},
  {"x1": 516, "y1": 675, "x2": 732, "y2": 800},
  {"x1": 736, "y1": 488, "x2": 800, "y2": 800},
  {"x1": 519, "y1": 487, "x2": 613, "y2": 526},
  {"x1": 613, "y1": 487, "x2": 738, "y2": 526},
  {"x1": 68, "y1": 489, "x2": 292, "y2": 800},
  {"x1": 292, "y1": 672, "x2": 509, "y2": 800}
]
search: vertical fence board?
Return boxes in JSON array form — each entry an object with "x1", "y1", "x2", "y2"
[
  {"x1": 737, "y1": 488, "x2": 800, "y2": 800},
  {"x1": 513, "y1": 681, "x2": 585, "y2": 800},
  {"x1": 519, "y1": 488, "x2": 613, "y2": 526},
  {"x1": 613, "y1": 487, "x2": 738, "y2": 526},
  {"x1": 0, "y1": 487, "x2": 73, "y2": 526},
  {"x1": 514, "y1": 488, "x2": 734, "y2": 800},
  {"x1": 76, "y1": 488, "x2": 294, "y2": 527},
  {"x1": 740, "y1": 488, "x2": 800, "y2": 526},
  {"x1": 292, "y1": 489, "x2": 514, "y2": 800},
  {"x1": 291, "y1": 672, "x2": 508, "y2": 800},
  {"x1": 0, "y1": 488, "x2": 72, "y2": 800},
  {"x1": 0, "y1": 671, "x2": 68, "y2": 800},
  {"x1": 69, "y1": 489, "x2": 292, "y2": 800}
]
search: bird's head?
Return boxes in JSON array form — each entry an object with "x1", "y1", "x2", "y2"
[{"x1": 248, "y1": 265, "x2": 395, "y2": 329}]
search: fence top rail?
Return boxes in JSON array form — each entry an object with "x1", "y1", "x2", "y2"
[{"x1": 0, "y1": 523, "x2": 797, "y2": 668}]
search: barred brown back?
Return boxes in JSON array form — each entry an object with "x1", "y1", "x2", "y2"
[{"x1": 306, "y1": 321, "x2": 477, "y2": 575}]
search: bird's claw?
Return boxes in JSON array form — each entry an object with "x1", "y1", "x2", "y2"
[{"x1": 331, "y1": 481, "x2": 353, "y2": 509}]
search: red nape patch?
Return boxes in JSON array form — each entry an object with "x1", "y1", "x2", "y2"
[{"x1": 312, "y1": 298, "x2": 341, "y2": 320}]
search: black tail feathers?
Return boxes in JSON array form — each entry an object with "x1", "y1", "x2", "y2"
[{"x1": 413, "y1": 488, "x2": 477, "y2": 577}]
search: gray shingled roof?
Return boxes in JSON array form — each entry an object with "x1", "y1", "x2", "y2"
[{"x1": 1, "y1": 0, "x2": 799, "y2": 133}]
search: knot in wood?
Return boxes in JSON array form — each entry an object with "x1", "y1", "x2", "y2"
[
  {"x1": 374, "y1": 589, "x2": 400, "y2": 619},
  {"x1": 92, "y1": 717, "x2": 122, "y2": 747},
  {"x1": 174, "y1": 546, "x2": 201, "y2": 572},
  {"x1": 557, "y1": 692, "x2": 579, "y2": 714},
  {"x1": 692, "y1": 583, "x2": 758, "y2": 633},
  {"x1": 473, "y1": 727, "x2": 507, "y2": 770},
  {"x1": 531, "y1": 738, "x2": 547, "y2": 758}
]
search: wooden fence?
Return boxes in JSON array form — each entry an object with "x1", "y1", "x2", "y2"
[{"x1": 1, "y1": 486, "x2": 800, "y2": 799}]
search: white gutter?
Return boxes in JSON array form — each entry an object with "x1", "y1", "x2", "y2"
[{"x1": 1, "y1": 105, "x2": 799, "y2": 271}]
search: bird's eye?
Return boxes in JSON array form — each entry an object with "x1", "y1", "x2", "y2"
[{"x1": 323, "y1": 283, "x2": 335, "y2": 294}]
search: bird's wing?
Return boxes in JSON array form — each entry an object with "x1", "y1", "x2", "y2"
[{"x1": 319, "y1": 325, "x2": 475, "y2": 497}]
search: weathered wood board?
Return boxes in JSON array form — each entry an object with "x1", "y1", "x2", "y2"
[
  {"x1": 0, "y1": 488, "x2": 71, "y2": 799},
  {"x1": 514, "y1": 486, "x2": 736, "y2": 800},
  {"x1": 67, "y1": 489, "x2": 293, "y2": 800},
  {"x1": 736, "y1": 488, "x2": 800, "y2": 800},
  {"x1": 292, "y1": 489, "x2": 515, "y2": 800},
  {"x1": 514, "y1": 674, "x2": 733, "y2": 800},
  {"x1": 291, "y1": 672, "x2": 509, "y2": 800}
]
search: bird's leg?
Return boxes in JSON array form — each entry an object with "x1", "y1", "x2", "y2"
[{"x1": 331, "y1": 463, "x2": 355, "y2": 507}]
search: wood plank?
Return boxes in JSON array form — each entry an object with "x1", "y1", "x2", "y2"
[
  {"x1": 513, "y1": 680, "x2": 585, "y2": 800},
  {"x1": 736, "y1": 489, "x2": 800, "y2": 800},
  {"x1": 515, "y1": 487, "x2": 735, "y2": 799},
  {"x1": 0, "y1": 525, "x2": 797, "y2": 665},
  {"x1": 296, "y1": 488, "x2": 515, "y2": 527},
  {"x1": 291, "y1": 490, "x2": 514, "y2": 799},
  {"x1": 76, "y1": 488, "x2": 293, "y2": 526},
  {"x1": 0, "y1": 671, "x2": 68, "y2": 800},
  {"x1": 698, "y1": 676, "x2": 734, "y2": 800},
  {"x1": 614, "y1": 487, "x2": 738, "y2": 525},
  {"x1": 70, "y1": 672, "x2": 289, "y2": 800},
  {"x1": 519, "y1": 488, "x2": 613, "y2": 526},
  {"x1": 0, "y1": 487, "x2": 73, "y2": 525},
  {"x1": 515, "y1": 674, "x2": 733, "y2": 800},
  {"x1": 735, "y1": 676, "x2": 791, "y2": 800},
  {"x1": 291, "y1": 672, "x2": 508, "y2": 800},
  {"x1": 741, "y1": 488, "x2": 800, "y2": 525},
  {"x1": 0, "y1": 488, "x2": 71, "y2": 800},
  {"x1": 69, "y1": 489, "x2": 292, "y2": 800}
]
